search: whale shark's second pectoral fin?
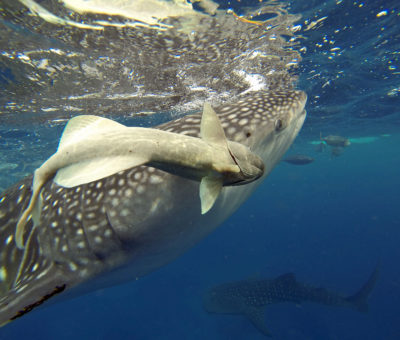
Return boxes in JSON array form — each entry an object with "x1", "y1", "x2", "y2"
[
  {"x1": 54, "y1": 155, "x2": 149, "y2": 188},
  {"x1": 243, "y1": 305, "x2": 272, "y2": 337},
  {"x1": 199, "y1": 176, "x2": 223, "y2": 214}
]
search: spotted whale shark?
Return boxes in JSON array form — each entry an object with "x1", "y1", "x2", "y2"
[
  {"x1": 0, "y1": 90, "x2": 306, "y2": 326},
  {"x1": 203, "y1": 266, "x2": 379, "y2": 337}
]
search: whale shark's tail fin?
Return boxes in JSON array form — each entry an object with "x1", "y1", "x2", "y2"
[{"x1": 346, "y1": 263, "x2": 379, "y2": 313}]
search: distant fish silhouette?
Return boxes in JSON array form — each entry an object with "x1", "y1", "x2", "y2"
[
  {"x1": 204, "y1": 266, "x2": 379, "y2": 337},
  {"x1": 321, "y1": 135, "x2": 351, "y2": 147},
  {"x1": 331, "y1": 146, "x2": 345, "y2": 157},
  {"x1": 282, "y1": 154, "x2": 314, "y2": 165}
]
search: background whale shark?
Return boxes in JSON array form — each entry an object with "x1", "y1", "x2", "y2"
[
  {"x1": 0, "y1": 90, "x2": 306, "y2": 326},
  {"x1": 204, "y1": 265, "x2": 379, "y2": 337}
]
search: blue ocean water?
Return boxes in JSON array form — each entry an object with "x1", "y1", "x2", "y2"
[{"x1": 0, "y1": 0, "x2": 399, "y2": 339}]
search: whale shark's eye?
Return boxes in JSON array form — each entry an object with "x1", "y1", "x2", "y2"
[{"x1": 275, "y1": 119, "x2": 284, "y2": 132}]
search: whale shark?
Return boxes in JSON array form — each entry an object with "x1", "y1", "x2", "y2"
[
  {"x1": 0, "y1": 90, "x2": 306, "y2": 326},
  {"x1": 203, "y1": 266, "x2": 379, "y2": 337}
]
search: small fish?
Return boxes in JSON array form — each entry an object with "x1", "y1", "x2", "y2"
[
  {"x1": 282, "y1": 154, "x2": 314, "y2": 165},
  {"x1": 0, "y1": 90, "x2": 307, "y2": 327},
  {"x1": 331, "y1": 146, "x2": 345, "y2": 157},
  {"x1": 204, "y1": 266, "x2": 379, "y2": 337},
  {"x1": 321, "y1": 135, "x2": 351, "y2": 147}
]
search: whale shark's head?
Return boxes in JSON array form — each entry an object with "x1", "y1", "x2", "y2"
[
  {"x1": 220, "y1": 90, "x2": 307, "y2": 175},
  {"x1": 164, "y1": 90, "x2": 307, "y2": 176}
]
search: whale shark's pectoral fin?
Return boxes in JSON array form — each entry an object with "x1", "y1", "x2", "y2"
[
  {"x1": 243, "y1": 305, "x2": 272, "y2": 337},
  {"x1": 0, "y1": 188, "x2": 69, "y2": 326},
  {"x1": 0, "y1": 261, "x2": 67, "y2": 327},
  {"x1": 0, "y1": 266, "x2": 67, "y2": 327},
  {"x1": 199, "y1": 176, "x2": 223, "y2": 214}
]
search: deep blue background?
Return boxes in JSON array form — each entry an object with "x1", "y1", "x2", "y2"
[{"x1": 1, "y1": 132, "x2": 399, "y2": 340}]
